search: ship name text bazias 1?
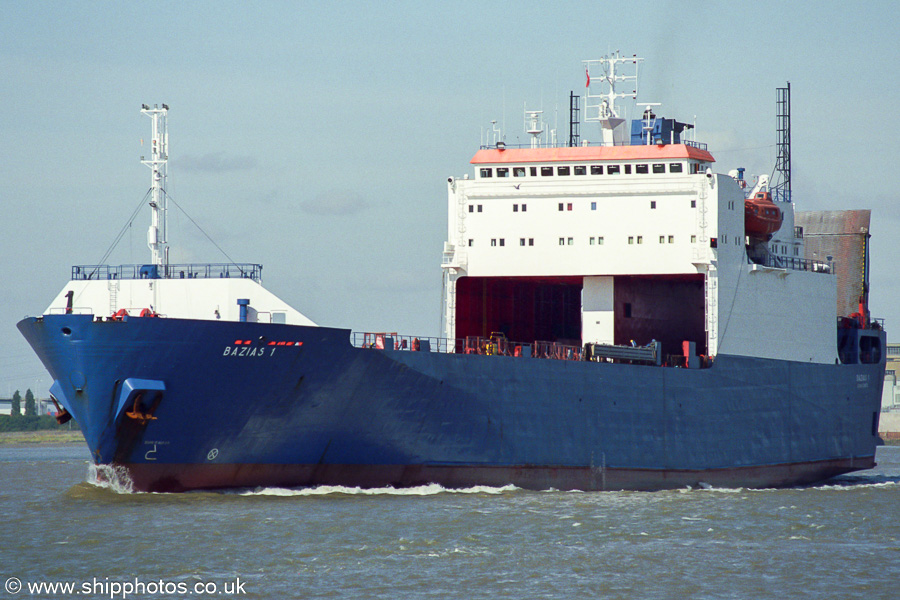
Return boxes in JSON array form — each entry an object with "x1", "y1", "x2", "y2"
[{"x1": 223, "y1": 340, "x2": 303, "y2": 357}]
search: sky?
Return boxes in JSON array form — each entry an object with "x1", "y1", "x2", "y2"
[{"x1": 2, "y1": 0, "x2": 899, "y2": 395}]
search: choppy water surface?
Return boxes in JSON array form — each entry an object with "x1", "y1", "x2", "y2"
[{"x1": 1, "y1": 444, "x2": 898, "y2": 599}]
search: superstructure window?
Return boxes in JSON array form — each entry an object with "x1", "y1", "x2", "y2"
[
  {"x1": 691, "y1": 235, "x2": 697, "y2": 243},
  {"x1": 591, "y1": 202, "x2": 597, "y2": 210},
  {"x1": 491, "y1": 239, "x2": 497, "y2": 246},
  {"x1": 650, "y1": 201, "x2": 656, "y2": 209},
  {"x1": 591, "y1": 165, "x2": 603, "y2": 175},
  {"x1": 574, "y1": 165, "x2": 586, "y2": 175},
  {"x1": 480, "y1": 168, "x2": 493, "y2": 178},
  {"x1": 637, "y1": 236, "x2": 643, "y2": 244},
  {"x1": 628, "y1": 236, "x2": 634, "y2": 244},
  {"x1": 558, "y1": 203, "x2": 564, "y2": 211},
  {"x1": 528, "y1": 238, "x2": 534, "y2": 246},
  {"x1": 669, "y1": 163, "x2": 683, "y2": 173},
  {"x1": 691, "y1": 200, "x2": 696, "y2": 208},
  {"x1": 668, "y1": 235, "x2": 674, "y2": 243},
  {"x1": 568, "y1": 237, "x2": 574, "y2": 245},
  {"x1": 478, "y1": 205, "x2": 482, "y2": 212},
  {"x1": 468, "y1": 239, "x2": 474, "y2": 246},
  {"x1": 567, "y1": 203, "x2": 573, "y2": 211},
  {"x1": 541, "y1": 166, "x2": 553, "y2": 176},
  {"x1": 522, "y1": 204, "x2": 527, "y2": 212},
  {"x1": 557, "y1": 166, "x2": 570, "y2": 176},
  {"x1": 499, "y1": 239, "x2": 505, "y2": 247},
  {"x1": 659, "y1": 235, "x2": 665, "y2": 244},
  {"x1": 652, "y1": 164, "x2": 665, "y2": 173},
  {"x1": 636, "y1": 164, "x2": 649, "y2": 174},
  {"x1": 497, "y1": 167, "x2": 509, "y2": 177},
  {"x1": 514, "y1": 167, "x2": 526, "y2": 177},
  {"x1": 468, "y1": 205, "x2": 474, "y2": 213},
  {"x1": 513, "y1": 204, "x2": 518, "y2": 212},
  {"x1": 607, "y1": 165, "x2": 621, "y2": 175},
  {"x1": 559, "y1": 238, "x2": 565, "y2": 246},
  {"x1": 520, "y1": 238, "x2": 525, "y2": 246}
]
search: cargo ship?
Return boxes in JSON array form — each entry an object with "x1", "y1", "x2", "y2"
[{"x1": 18, "y1": 54, "x2": 886, "y2": 492}]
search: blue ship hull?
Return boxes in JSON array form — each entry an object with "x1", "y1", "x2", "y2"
[{"x1": 18, "y1": 314, "x2": 884, "y2": 492}]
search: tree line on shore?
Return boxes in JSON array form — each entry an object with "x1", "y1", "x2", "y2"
[{"x1": 2, "y1": 389, "x2": 68, "y2": 432}]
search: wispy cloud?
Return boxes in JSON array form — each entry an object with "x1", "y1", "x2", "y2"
[
  {"x1": 178, "y1": 152, "x2": 258, "y2": 172},
  {"x1": 299, "y1": 190, "x2": 368, "y2": 216}
]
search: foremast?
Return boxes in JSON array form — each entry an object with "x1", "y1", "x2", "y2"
[{"x1": 141, "y1": 104, "x2": 169, "y2": 267}]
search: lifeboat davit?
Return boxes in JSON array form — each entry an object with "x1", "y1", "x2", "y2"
[{"x1": 744, "y1": 191, "x2": 782, "y2": 239}]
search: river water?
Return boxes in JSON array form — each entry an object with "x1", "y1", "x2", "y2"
[{"x1": 1, "y1": 444, "x2": 898, "y2": 599}]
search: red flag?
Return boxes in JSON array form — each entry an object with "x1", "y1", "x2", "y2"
[{"x1": 585, "y1": 67, "x2": 590, "y2": 88}]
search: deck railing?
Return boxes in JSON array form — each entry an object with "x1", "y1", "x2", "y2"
[
  {"x1": 350, "y1": 332, "x2": 708, "y2": 367},
  {"x1": 758, "y1": 255, "x2": 834, "y2": 274},
  {"x1": 71, "y1": 263, "x2": 262, "y2": 283}
]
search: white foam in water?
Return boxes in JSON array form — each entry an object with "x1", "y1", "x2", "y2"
[
  {"x1": 238, "y1": 483, "x2": 520, "y2": 497},
  {"x1": 86, "y1": 463, "x2": 135, "y2": 494}
]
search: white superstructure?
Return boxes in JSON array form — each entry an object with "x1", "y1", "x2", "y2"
[{"x1": 441, "y1": 54, "x2": 836, "y2": 364}]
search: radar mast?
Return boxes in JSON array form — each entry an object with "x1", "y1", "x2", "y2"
[{"x1": 583, "y1": 52, "x2": 643, "y2": 145}]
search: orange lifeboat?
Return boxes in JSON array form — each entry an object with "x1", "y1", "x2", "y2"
[{"x1": 744, "y1": 191, "x2": 782, "y2": 239}]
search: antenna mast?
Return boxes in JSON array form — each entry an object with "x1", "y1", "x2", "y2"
[
  {"x1": 773, "y1": 84, "x2": 791, "y2": 203},
  {"x1": 583, "y1": 52, "x2": 642, "y2": 146},
  {"x1": 141, "y1": 103, "x2": 169, "y2": 266}
]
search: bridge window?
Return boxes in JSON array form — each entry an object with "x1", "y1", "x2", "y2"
[
  {"x1": 653, "y1": 163, "x2": 665, "y2": 173},
  {"x1": 480, "y1": 168, "x2": 493, "y2": 178},
  {"x1": 557, "y1": 166, "x2": 570, "y2": 176},
  {"x1": 608, "y1": 165, "x2": 621, "y2": 175},
  {"x1": 497, "y1": 167, "x2": 509, "y2": 177},
  {"x1": 636, "y1": 164, "x2": 649, "y2": 174},
  {"x1": 514, "y1": 167, "x2": 526, "y2": 177},
  {"x1": 541, "y1": 166, "x2": 553, "y2": 176},
  {"x1": 591, "y1": 165, "x2": 603, "y2": 175},
  {"x1": 574, "y1": 165, "x2": 586, "y2": 175},
  {"x1": 669, "y1": 163, "x2": 683, "y2": 173}
]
